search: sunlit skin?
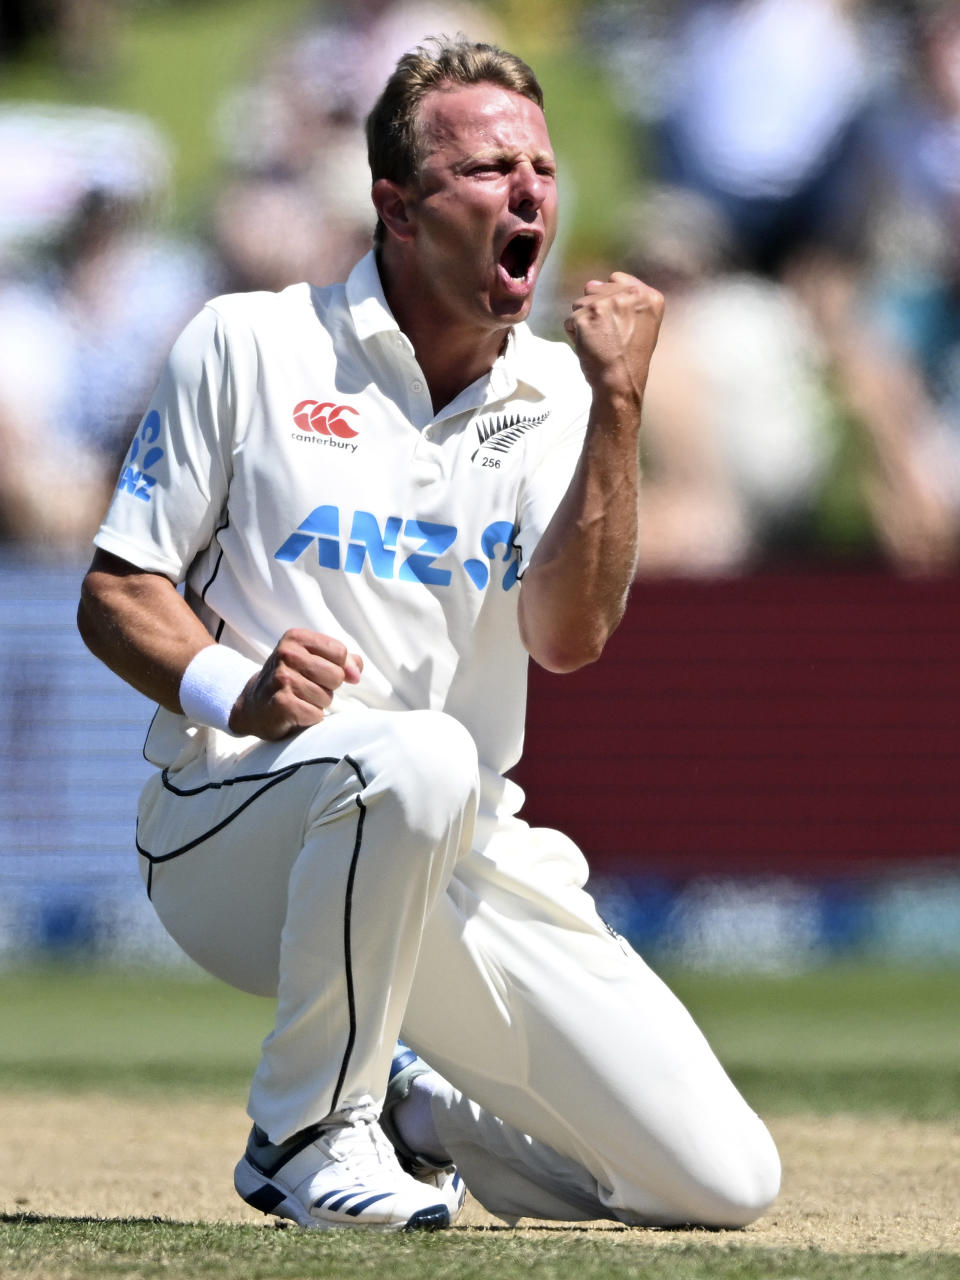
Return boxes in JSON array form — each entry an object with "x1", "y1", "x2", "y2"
[{"x1": 374, "y1": 83, "x2": 559, "y2": 409}]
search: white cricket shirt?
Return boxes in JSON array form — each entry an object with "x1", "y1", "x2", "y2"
[{"x1": 95, "y1": 252, "x2": 591, "y2": 816}]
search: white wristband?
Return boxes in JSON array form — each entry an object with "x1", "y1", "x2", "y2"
[{"x1": 178, "y1": 644, "x2": 261, "y2": 734}]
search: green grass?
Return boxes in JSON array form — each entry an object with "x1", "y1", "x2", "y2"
[
  {"x1": 1, "y1": 963, "x2": 956, "y2": 1278},
  {"x1": 0, "y1": 962, "x2": 956, "y2": 1118},
  {"x1": 1, "y1": 1218, "x2": 958, "y2": 1280},
  {"x1": 0, "y1": 964, "x2": 271, "y2": 1094},
  {"x1": 669, "y1": 964, "x2": 960, "y2": 1120}
]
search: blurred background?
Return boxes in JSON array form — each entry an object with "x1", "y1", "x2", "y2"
[{"x1": 1, "y1": 0, "x2": 959, "y2": 974}]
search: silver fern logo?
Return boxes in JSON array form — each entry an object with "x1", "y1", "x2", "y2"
[{"x1": 472, "y1": 408, "x2": 550, "y2": 460}]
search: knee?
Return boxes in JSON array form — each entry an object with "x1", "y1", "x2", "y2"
[
  {"x1": 615, "y1": 1111, "x2": 781, "y2": 1229},
  {"x1": 696, "y1": 1118, "x2": 782, "y2": 1228},
  {"x1": 368, "y1": 710, "x2": 480, "y2": 833},
  {"x1": 403, "y1": 710, "x2": 479, "y2": 782}
]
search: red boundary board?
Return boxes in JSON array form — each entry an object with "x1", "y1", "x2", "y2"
[{"x1": 512, "y1": 571, "x2": 960, "y2": 877}]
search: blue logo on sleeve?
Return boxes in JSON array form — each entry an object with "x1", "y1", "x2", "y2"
[
  {"x1": 275, "y1": 506, "x2": 520, "y2": 591},
  {"x1": 117, "y1": 410, "x2": 165, "y2": 502}
]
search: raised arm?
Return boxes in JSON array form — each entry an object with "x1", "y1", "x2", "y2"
[
  {"x1": 78, "y1": 549, "x2": 361, "y2": 740},
  {"x1": 518, "y1": 272, "x2": 664, "y2": 672}
]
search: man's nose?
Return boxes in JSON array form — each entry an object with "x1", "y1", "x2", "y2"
[{"x1": 510, "y1": 163, "x2": 549, "y2": 214}]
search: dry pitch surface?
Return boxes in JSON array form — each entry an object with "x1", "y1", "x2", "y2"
[{"x1": 3, "y1": 1092, "x2": 957, "y2": 1253}]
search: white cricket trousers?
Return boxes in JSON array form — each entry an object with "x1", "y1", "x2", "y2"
[{"x1": 136, "y1": 708, "x2": 780, "y2": 1228}]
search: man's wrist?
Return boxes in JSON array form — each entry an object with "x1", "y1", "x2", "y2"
[{"x1": 179, "y1": 644, "x2": 260, "y2": 734}]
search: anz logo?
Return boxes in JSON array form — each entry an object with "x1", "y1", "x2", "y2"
[
  {"x1": 117, "y1": 410, "x2": 165, "y2": 502},
  {"x1": 275, "y1": 506, "x2": 520, "y2": 591}
]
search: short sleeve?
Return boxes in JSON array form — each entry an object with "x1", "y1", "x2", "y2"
[
  {"x1": 94, "y1": 305, "x2": 234, "y2": 581},
  {"x1": 514, "y1": 385, "x2": 590, "y2": 577}
]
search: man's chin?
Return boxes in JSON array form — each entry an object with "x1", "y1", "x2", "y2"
[{"x1": 490, "y1": 290, "x2": 535, "y2": 322}]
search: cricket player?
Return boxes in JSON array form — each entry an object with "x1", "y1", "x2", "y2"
[{"x1": 77, "y1": 38, "x2": 780, "y2": 1231}]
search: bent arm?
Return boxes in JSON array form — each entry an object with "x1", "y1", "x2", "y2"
[
  {"x1": 518, "y1": 273, "x2": 663, "y2": 672},
  {"x1": 77, "y1": 549, "x2": 217, "y2": 712},
  {"x1": 78, "y1": 549, "x2": 362, "y2": 739}
]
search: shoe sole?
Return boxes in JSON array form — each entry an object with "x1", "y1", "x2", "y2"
[{"x1": 234, "y1": 1156, "x2": 451, "y2": 1232}]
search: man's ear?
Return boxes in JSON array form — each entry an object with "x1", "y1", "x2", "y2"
[{"x1": 372, "y1": 178, "x2": 417, "y2": 243}]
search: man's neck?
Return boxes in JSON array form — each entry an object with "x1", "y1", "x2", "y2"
[{"x1": 377, "y1": 251, "x2": 511, "y2": 414}]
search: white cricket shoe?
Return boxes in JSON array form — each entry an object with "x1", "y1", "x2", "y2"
[{"x1": 234, "y1": 1113, "x2": 452, "y2": 1231}]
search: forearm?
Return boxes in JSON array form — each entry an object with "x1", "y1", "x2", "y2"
[
  {"x1": 78, "y1": 550, "x2": 363, "y2": 740},
  {"x1": 519, "y1": 389, "x2": 641, "y2": 672},
  {"x1": 519, "y1": 271, "x2": 661, "y2": 671},
  {"x1": 77, "y1": 550, "x2": 216, "y2": 711}
]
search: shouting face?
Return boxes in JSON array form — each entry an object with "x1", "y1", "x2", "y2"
[{"x1": 401, "y1": 82, "x2": 559, "y2": 331}]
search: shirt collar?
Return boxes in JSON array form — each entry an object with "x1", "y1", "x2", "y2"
[
  {"x1": 346, "y1": 250, "x2": 402, "y2": 344},
  {"x1": 344, "y1": 249, "x2": 552, "y2": 403}
]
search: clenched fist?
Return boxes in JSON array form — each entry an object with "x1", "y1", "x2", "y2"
[
  {"x1": 564, "y1": 272, "x2": 664, "y2": 404},
  {"x1": 229, "y1": 628, "x2": 363, "y2": 740}
]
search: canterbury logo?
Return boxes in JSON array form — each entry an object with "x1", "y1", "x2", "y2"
[
  {"x1": 293, "y1": 400, "x2": 360, "y2": 439},
  {"x1": 472, "y1": 408, "x2": 549, "y2": 459}
]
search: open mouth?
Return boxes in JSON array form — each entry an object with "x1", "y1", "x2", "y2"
[{"x1": 499, "y1": 231, "x2": 540, "y2": 282}]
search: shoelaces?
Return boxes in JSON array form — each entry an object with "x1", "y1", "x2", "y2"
[{"x1": 314, "y1": 1115, "x2": 404, "y2": 1184}]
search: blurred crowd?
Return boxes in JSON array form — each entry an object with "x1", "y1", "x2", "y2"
[
  {"x1": 1, "y1": 0, "x2": 959, "y2": 576},
  {"x1": 588, "y1": 0, "x2": 960, "y2": 576}
]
